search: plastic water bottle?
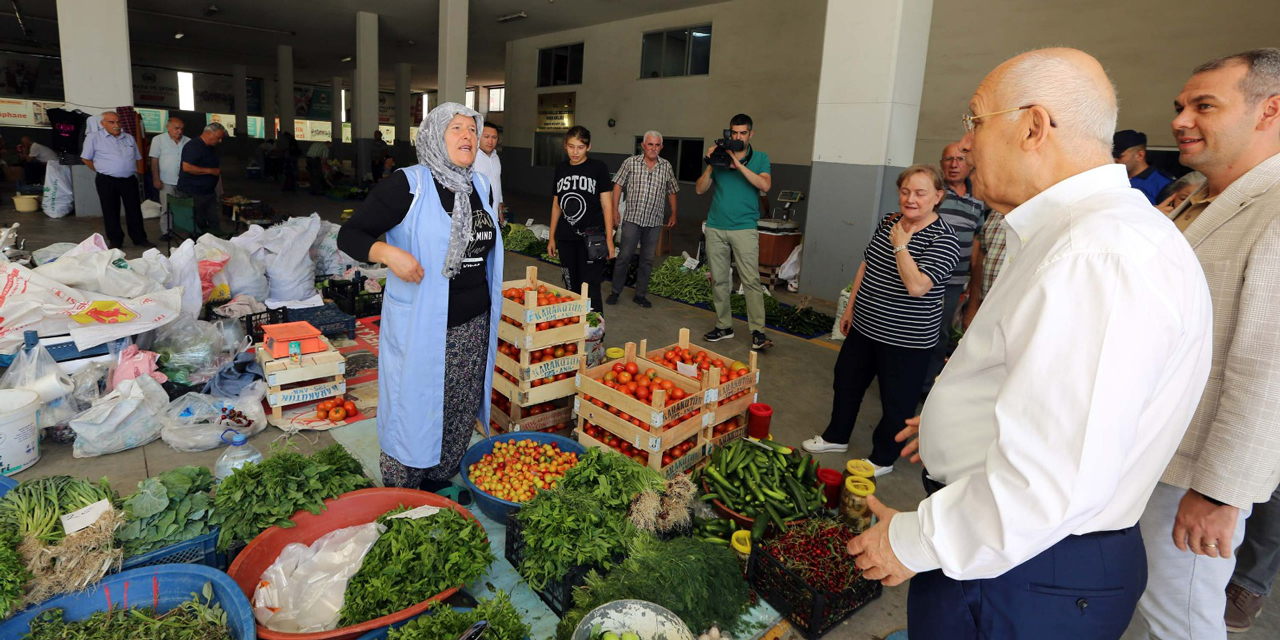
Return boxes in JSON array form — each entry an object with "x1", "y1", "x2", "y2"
[{"x1": 214, "y1": 429, "x2": 264, "y2": 482}]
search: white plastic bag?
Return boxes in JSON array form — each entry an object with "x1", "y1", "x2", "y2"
[
  {"x1": 253, "y1": 522, "x2": 386, "y2": 633},
  {"x1": 262, "y1": 216, "x2": 321, "y2": 303},
  {"x1": 69, "y1": 375, "x2": 168, "y2": 458},
  {"x1": 831, "y1": 284, "x2": 852, "y2": 340},
  {"x1": 128, "y1": 249, "x2": 173, "y2": 285},
  {"x1": 62, "y1": 234, "x2": 109, "y2": 258},
  {"x1": 198, "y1": 234, "x2": 269, "y2": 301},
  {"x1": 0, "y1": 260, "x2": 184, "y2": 354},
  {"x1": 31, "y1": 242, "x2": 78, "y2": 266},
  {"x1": 230, "y1": 224, "x2": 269, "y2": 263},
  {"x1": 33, "y1": 248, "x2": 164, "y2": 298},
  {"x1": 160, "y1": 381, "x2": 268, "y2": 452},
  {"x1": 166, "y1": 240, "x2": 205, "y2": 319},
  {"x1": 585, "y1": 313, "x2": 607, "y2": 367},
  {"x1": 311, "y1": 220, "x2": 357, "y2": 277},
  {"x1": 141, "y1": 199, "x2": 163, "y2": 220},
  {"x1": 778, "y1": 245, "x2": 802, "y2": 282},
  {"x1": 196, "y1": 244, "x2": 231, "y2": 303},
  {"x1": 154, "y1": 314, "x2": 226, "y2": 382},
  {"x1": 0, "y1": 340, "x2": 76, "y2": 428},
  {"x1": 41, "y1": 162, "x2": 73, "y2": 218}
]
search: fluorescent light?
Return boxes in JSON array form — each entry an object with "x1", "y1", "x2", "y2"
[
  {"x1": 421, "y1": 94, "x2": 429, "y2": 116},
  {"x1": 174, "y1": 31, "x2": 185, "y2": 39},
  {"x1": 341, "y1": 56, "x2": 352, "y2": 62},
  {"x1": 497, "y1": 11, "x2": 527, "y2": 23},
  {"x1": 178, "y1": 71, "x2": 195, "y2": 110},
  {"x1": 692, "y1": 32, "x2": 710, "y2": 37},
  {"x1": 341, "y1": 89, "x2": 347, "y2": 123}
]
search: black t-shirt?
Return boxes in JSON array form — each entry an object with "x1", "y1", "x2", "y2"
[
  {"x1": 336, "y1": 170, "x2": 495, "y2": 327},
  {"x1": 554, "y1": 158, "x2": 611, "y2": 239},
  {"x1": 177, "y1": 137, "x2": 220, "y2": 195}
]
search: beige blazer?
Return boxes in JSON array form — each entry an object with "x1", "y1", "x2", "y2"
[{"x1": 1161, "y1": 151, "x2": 1280, "y2": 508}]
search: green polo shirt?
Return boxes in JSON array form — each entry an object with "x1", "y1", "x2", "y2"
[{"x1": 707, "y1": 146, "x2": 771, "y2": 231}]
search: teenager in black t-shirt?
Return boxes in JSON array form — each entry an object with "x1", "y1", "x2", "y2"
[{"x1": 548, "y1": 126, "x2": 615, "y2": 313}]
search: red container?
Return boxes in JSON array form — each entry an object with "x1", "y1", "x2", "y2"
[
  {"x1": 747, "y1": 403, "x2": 773, "y2": 439},
  {"x1": 225, "y1": 487, "x2": 485, "y2": 640},
  {"x1": 816, "y1": 467, "x2": 843, "y2": 509}
]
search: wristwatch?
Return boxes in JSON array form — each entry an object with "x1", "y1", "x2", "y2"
[{"x1": 893, "y1": 245, "x2": 908, "y2": 254}]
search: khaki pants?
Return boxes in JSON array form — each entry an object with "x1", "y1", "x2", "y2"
[{"x1": 706, "y1": 227, "x2": 765, "y2": 333}]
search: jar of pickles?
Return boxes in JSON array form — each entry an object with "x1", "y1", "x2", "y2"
[
  {"x1": 843, "y1": 459, "x2": 876, "y2": 484},
  {"x1": 840, "y1": 476, "x2": 875, "y2": 533},
  {"x1": 731, "y1": 530, "x2": 752, "y2": 576}
]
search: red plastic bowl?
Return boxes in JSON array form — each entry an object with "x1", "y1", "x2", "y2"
[
  {"x1": 225, "y1": 487, "x2": 486, "y2": 640},
  {"x1": 701, "y1": 477, "x2": 809, "y2": 533}
]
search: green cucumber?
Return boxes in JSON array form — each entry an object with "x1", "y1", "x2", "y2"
[
  {"x1": 751, "y1": 513, "x2": 769, "y2": 541},
  {"x1": 764, "y1": 502, "x2": 786, "y2": 529}
]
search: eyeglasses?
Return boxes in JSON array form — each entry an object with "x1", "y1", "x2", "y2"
[{"x1": 963, "y1": 105, "x2": 1057, "y2": 133}]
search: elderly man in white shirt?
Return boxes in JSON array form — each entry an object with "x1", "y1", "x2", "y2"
[
  {"x1": 148, "y1": 117, "x2": 188, "y2": 238},
  {"x1": 849, "y1": 48, "x2": 1213, "y2": 639},
  {"x1": 472, "y1": 121, "x2": 505, "y2": 223}
]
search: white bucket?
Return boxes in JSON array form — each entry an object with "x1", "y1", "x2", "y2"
[{"x1": 0, "y1": 388, "x2": 41, "y2": 475}]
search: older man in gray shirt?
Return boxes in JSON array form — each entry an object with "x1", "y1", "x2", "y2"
[{"x1": 81, "y1": 110, "x2": 151, "y2": 249}]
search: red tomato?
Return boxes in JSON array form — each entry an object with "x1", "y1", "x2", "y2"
[
  {"x1": 617, "y1": 371, "x2": 633, "y2": 384},
  {"x1": 612, "y1": 362, "x2": 626, "y2": 373},
  {"x1": 343, "y1": 401, "x2": 357, "y2": 415},
  {"x1": 635, "y1": 386, "x2": 651, "y2": 401},
  {"x1": 329, "y1": 407, "x2": 348, "y2": 421},
  {"x1": 624, "y1": 362, "x2": 639, "y2": 375},
  {"x1": 316, "y1": 408, "x2": 328, "y2": 420}
]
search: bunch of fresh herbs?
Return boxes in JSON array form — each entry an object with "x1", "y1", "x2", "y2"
[
  {"x1": 512, "y1": 487, "x2": 636, "y2": 592},
  {"x1": 0, "y1": 476, "x2": 115, "y2": 544},
  {"x1": 556, "y1": 534, "x2": 751, "y2": 640},
  {"x1": 389, "y1": 591, "x2": 529, "y2": 640},
  {"x1": 210, "y1": 443, "x2": 368, "y2": 551},
  {"x1": 116, "y1": 466, "x2": 215, "y2": 557},
  {"x1": 22, "y1": 582, "x2": 231, "y2": 640},
  {"x1": 0, "y1": 526, "x2": 31, "y2": 618},
  {"x1": 556, "y1": 448, "x2": 665, "y2": 514},
  {"x1": 337, "y1": 506, "x2": 494, "y2": 626}
]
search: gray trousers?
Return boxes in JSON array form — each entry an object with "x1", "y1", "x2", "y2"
[
  {"x1": 922, "y1": 282, "x2": 966, "y2": 394},
  {"x1": 611, "y1": 221, "x2": 662, "y2": 298},
  {"x1": 1233, "y1": 482, "x2": 1280, "y2": 596}
]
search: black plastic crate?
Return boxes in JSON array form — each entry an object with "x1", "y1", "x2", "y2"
[
  {"x1": 238, "y1": 308, "x2": 289, "y2": 343},
  {"x1": 287, "y1": 303, "x2": 357, "y2": 340},
  {"x1": 504, "y1": 516, "x2": 610, "y2": 618},
  {"x1": 323, "y1": 275, "x2": 384, "y2": 318},
  {"x1": 747, "y1": 544, "x2": 882, "y2": 638}
]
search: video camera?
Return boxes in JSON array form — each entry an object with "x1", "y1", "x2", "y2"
[{"x1": 705, "y1": 129, "x2": 746, "y2": 168}]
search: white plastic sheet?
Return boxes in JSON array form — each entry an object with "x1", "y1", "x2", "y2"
[
  {"x1": 32, "y1": 248, "x2": 165, "y2": 298},
  {"x1": 253, "y1": 522, "x2": 386, "y2": 633},
  {"x1": 68, "y1": 375, "x2": 169, "y2": 458}
]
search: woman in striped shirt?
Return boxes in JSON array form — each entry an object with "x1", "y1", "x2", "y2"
[{"x1": 802, "y1": 165, "x2": 960, "y2": 477}]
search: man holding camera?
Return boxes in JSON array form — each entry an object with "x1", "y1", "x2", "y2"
[{"x1": 696, "y1": 113, "x2": 773, "y2": 350}]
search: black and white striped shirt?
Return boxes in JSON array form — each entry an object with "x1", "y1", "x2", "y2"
[{"x1": 852, "y1": 212, "x2": 960, "y2": 349}]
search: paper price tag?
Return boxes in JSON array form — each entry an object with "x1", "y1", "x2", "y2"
[
  {"x1": 61, "y1": 499, "x2": 112, "y2": 536},
  {"x1": 525, "y1": 218, "x2": 535, "y2": 227},
  {"x1": 682, "y1": 256, "x2": 700, "y2": 270},
  {"x1": 538, "y1": 229, "x2": 550, "y2": 240},
  {"x1": 575, "y1": 374, "x2": 582, "y2": 387},
  {"x1": 705, "y1": 388, "x2": 719, "y2": 403},
  {"x1": 573, "y1": 396, "x2": 581, "y2": 412},
  {"x1": 648, "y1": 436, "x2": 663, "y2": 452},
  {"x1": 390, "y1": 505, "x2": 442, "y2": 520},
  {"x1": 676, "y1": 361, "x2": 698, "y2": 378}
]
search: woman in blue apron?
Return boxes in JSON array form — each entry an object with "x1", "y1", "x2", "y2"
[{"x1": 337, "y1": 103, "x2": 502, "y2": 491}]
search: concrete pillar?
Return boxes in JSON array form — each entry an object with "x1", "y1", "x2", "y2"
[
  {"x1": 477, "y1": 86, "x2": 490, "y2": 117},
  {"x1": 57, "y1": 0, "x2": 132, "y2": 111},
  {"x1": 332, "y1": 76, "x2": 343, "y2": 144},
  {"x1": 798, "y1": 0, "x2": 933, "y2": 297},
  {"x1": 355, "y1": 11, "x2": 379, "y2": 181},
  {"x1": 233, "y1": 65, "x2": 248, "y2": 138},
  {"x1": 277, "y1": 45, "x2": 295, "y2": 142},
  {"x1": 396, "y1": 63, "x2": 412, "y2": 144},
  {"x1": 438, "y1": 0, "x2": 468, "y2": 105},
  {"x1": 263, "y1": 78, "x2": 277, "y2": 139}
]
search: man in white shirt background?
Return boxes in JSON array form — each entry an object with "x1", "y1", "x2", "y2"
[
  {"x1": 148, "y1": 117, "x2": 188, "y2": 240},
  {"x1": 472, "y1": 121, "x2": 505, "y2": 223},
  {"x1": 849, "y1": 48, "x2": 1213, "y2": 639},
  {"x1": 18, "y1": 134, "x2": 57, "y2": 185}
]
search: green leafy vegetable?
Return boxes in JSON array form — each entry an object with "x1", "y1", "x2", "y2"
[
  {"x1": 0, "y1": 476, "x2": 115, "y2": 544},
  {"x1": 557, "y1": 448, "x2": 665, "y2": 513},
  {"x1": 556, "y1": 535, "x2": 751, "y2": 640},
  {"x1": 210, "y1": 443, "x2": 368, "y2": 552},
  {"x1": 389, "y1": 591, "x2": 529, "y2": 640},
  {"x1": 338, "y1": 506, "x2": 495, "y2": 626},
  {"x1": 512, "y1": 488, "x2": 636, "y2": 592},
  {"x1": 22, "y1": 582, "x2": 231, "y2": 640},
  {"x1": 118, "y1": 466, "x2": 216, "y2": 557},
  {"x1": 730, "y1": 293, "x2": 834, "y2": 336},
  {"x1": 647, "y1": 257, "x2": 712, "y2": 305},
  {"x1": 0, "y1": 526, "x2": 31, "y2": 618}
]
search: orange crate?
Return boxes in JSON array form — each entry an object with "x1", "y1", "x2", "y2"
[{"x1": 261, "y1": 321, "x2": 325, "y2": 358}]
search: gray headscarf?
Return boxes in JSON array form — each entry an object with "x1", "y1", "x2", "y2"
[{"x1": 416, "y1": 102, "x2": 485, "y2": 279}]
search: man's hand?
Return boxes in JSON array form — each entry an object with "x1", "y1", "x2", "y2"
[
  {"x1": 847, "y1": 497, "x2": 916, "y2": 586},
  {"x1": 153, "y1": 176, "x2": 163, "y2": 190},
  {"x1": 896, "y1": 416, "x2": 922, "y2": 464},
  {"x1": 1172, "y1": 490, "x2": 1240, "y2": 558},
  {"x1": 606, "y1": 238, "x2": 617, "y2": 260},
  {"x1": 666, "y1": 215, "x2": 677, "y2": 229}
]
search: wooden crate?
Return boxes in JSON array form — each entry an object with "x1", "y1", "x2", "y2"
[
  {"x1": 497, "y1": 265, "x2": 590, "y2": 351},
  {"x1": 575, "y1": 423, "x2": 708, "y2": 480},
  {"x1": 574, "y1": 342, "x2": 708, "y2": 432},
  {"x1": 256, "y1": 336, "x2": 347, "y2": 425},
  {"x1": 642, "y1": 328, "x2": 761, "y2": 430},
  {"x1": 706, "y1": 412, "x2": 749, "y2": 453},
  {"x1": 485, "y1": 392, "x2": 574, "y2": 436}
]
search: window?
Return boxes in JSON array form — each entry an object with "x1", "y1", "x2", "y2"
[
  {"x1": 634, "y1": 135, "x2": 705, "y2": 182},
  {"x1": 538, "y1": 43, "x2": 584, "y2": 87},
  {"x1": 177, "y1": 71, "x2": 195, "y2": 111},
  {"x1": 421, "y1": 94, "x2": 430, "y2": 117},
  {"x1": 488, "y1": 87, "x2": 505, "y2": 112},
  {"x1": 466, "y1": 89, "x2": 476, "y2": 110},
  {"x1": 641, "y1": 25, "x2": 712, "y2": 78}
]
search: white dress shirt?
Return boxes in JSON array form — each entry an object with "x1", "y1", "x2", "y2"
[
  {"x1": 889, "y1": 164, "x2": 1213, "y2": 580},
  {"x1": 26, "y1": 141, "x2": 58, "y2": 163},
  {"x1": 148, "y1": 133, "x2": 189, "y2": 186},
  {"x1": 473, "y1": 148, "x2": 503, "y2": 206}
]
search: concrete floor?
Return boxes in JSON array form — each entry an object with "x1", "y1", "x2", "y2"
[{"x1": 3, "y1": 170, "x2": 1278, "y2": 639}]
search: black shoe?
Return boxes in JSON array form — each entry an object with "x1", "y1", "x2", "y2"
[
  {"x1": 606, "y1": 293, "x2": 619, "y2": 305},
  {"x1": 633, "y1": 296, "x2": 652, "y2": 308},
  {"x1": 133, "y1": 239, "x2": 155, "y2": 248},
  {"x1": 158, "y1": 232, "x2": 175, "y2": 242},
  {"x1": 704, "y1": 327, "x2": 734, "y2": 342},
  {"x1": 751, "y1": 331, "x2": 774, "y2": 351}
]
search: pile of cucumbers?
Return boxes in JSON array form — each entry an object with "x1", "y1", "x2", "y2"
[{"x1": 697, "y1": 438, "x2": 825, "y2": 541}]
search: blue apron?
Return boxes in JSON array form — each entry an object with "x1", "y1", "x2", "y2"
[{"x1": 378, "y1": 163, "x2": 503, "y2": 469}]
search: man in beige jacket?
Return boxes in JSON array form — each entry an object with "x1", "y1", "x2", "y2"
[{"x1": 1138, "y1": 48, "x2": 1280, "y2": 638}]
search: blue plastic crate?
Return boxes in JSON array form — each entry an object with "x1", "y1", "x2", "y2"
[
  {"x1": 0, "y1": 475, "x2": 16, "y2": 497},
  {"x1": 0, "y1": 564, "x2": 256, "y2": 640},
  {"x1": 119, "y1": 528, "x2": 225, "y2": 572},
  {"x1": 0, "y1": 333, "x2": 115, "y2": 367},
  {"x1": 288, "y1": 302, "x2": 356, "y2": 340}
]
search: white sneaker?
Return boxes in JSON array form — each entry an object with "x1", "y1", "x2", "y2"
[
  {"x1": 862, "y1": 459, "x2": 894, "y2": 478},
  {"x1": 801, "y1": 436, "x2": 848, "y2": 454}
]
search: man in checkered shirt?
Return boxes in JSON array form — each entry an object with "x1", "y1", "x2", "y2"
[{"x1": 607, "y1": 130, "x2": 679, "y2": 308}]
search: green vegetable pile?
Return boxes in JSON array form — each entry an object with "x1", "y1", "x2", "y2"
[
  {"x1": 22, "y1": 582, "x2": 231, "y2": 640},
  {"x1": 117, "y1": 466, "x2": 215, "y2": 558},
  {"x1": 647, "y1": 257, "x2": 712, "y2": 304},
  {"x1": 0, "y1": 476, "x2": 115, "y2": 544},
  {"x1": 556, "y1": 535, "x2": 751, "y2": 640},
  {"x1": 557, "y1": 448, "x2": 666, "y2": 512},
  {"x1": 513, "y1": 488, "x2": 636, "y2": 592},
  {"x1": 0, "y1": 527, "x2": 31, "y2": 618},
  {"x1": 210, "y1": 443, "x2": 368, "y2": 551},
  {"x1": 338, "y1": 506, "x2": 495, "y2": 626},
  {"x1": 697, "y1": 438, "x2": 826, "y2": 541},
  {"x1": 502, "y1": 224, "x2": 548, "y2": 255},
  {"x1": 729, "y1": 294, "x2": 835, "y2": 337},
  {"x1": 389, "y1": 592, "x2": 529, "y2": 640}
]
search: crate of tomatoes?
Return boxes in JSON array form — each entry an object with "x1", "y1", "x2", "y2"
[
  {"x1": 483, "y1": 391, "x2": 573, "y2": 436},
  {"x1": 574, "y1": 342, "x2": 710, "y2": 478},
  {"x1": 498, "y1": 265, "x2": 589, "y2": 352},
  {"x1": 493, "y1": 336, "x2": 580, "y2": 406},
  {"x1": 643, "y1": 328, "x2": 761, "y2": 433}
]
